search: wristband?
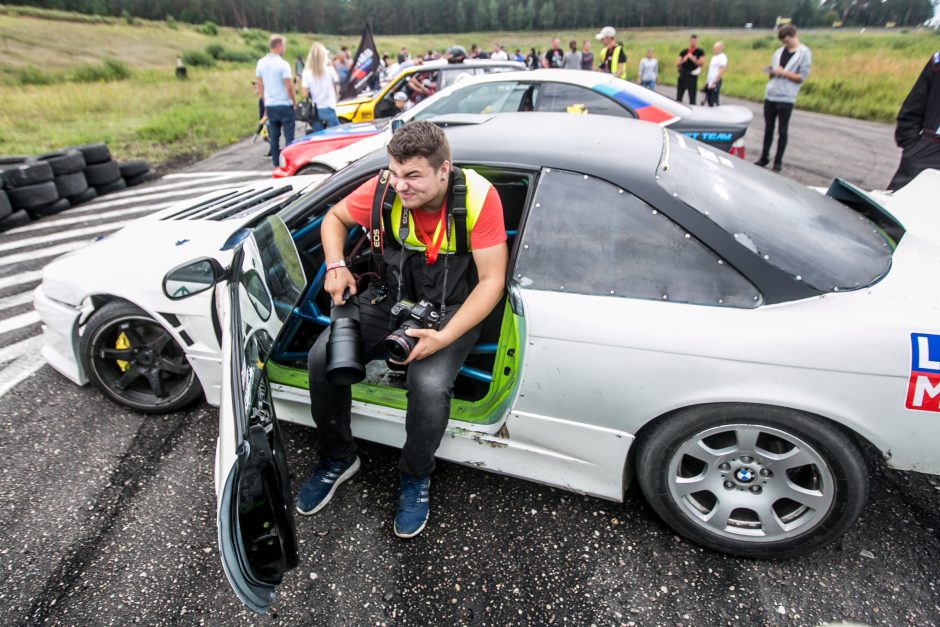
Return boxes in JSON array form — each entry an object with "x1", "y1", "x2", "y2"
[{"x1": 326, "y1": 260, "x2": 346, "y2": 272}]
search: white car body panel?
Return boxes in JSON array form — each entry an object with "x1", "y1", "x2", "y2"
[
  {"x1": 36, "y1": 175, "x2": 325, "y2": 405},
  {"x1": 270, "y1": 383, "x2": 634, "y2": 501}
]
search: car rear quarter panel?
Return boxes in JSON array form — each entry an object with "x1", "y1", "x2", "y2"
[{"x1": 512, "y1": 284, "x2": 940, "y2": 476}]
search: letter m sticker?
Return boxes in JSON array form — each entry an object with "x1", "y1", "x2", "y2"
[{"x1": 906, "y1": 333, "x2": 940, "y2": 412}]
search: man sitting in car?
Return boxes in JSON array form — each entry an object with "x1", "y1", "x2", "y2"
[
  {"x1": 407, "y1": 72, "x2": 437, "y2": 104},
  {"x1": 298, "y1": 121, "x2": 508, "y2": 538}
]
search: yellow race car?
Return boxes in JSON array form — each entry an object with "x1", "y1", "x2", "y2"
[{"x1": 336, "y1": 59, "x2": 524, "y2": 123}]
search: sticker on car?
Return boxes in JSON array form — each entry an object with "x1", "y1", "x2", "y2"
[{"x1": 906, "y1": 333, "x2": 940, "y2": 412}]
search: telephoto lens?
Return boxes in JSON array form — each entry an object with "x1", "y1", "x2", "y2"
[{"x1": 324, "y1": 290, "x2": 365, "y2": 385}]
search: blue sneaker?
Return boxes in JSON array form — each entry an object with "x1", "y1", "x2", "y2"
[
  {"x1": 394, "y1": 472, "x2": 431, "y2": 538},
  {"x1": 296, "y1": 456, "x2": 360, "y2": 516}
]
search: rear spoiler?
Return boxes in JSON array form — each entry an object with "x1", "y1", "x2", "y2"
[{"x1": 827, "y1": 177, "x2": 905, "y2": 249}]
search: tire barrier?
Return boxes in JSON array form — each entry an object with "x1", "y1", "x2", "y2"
[{"x1": 0, "y1": 144, "x2": 152, "y2": 231}]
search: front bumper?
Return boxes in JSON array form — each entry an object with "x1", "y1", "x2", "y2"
[{"x1": 33, "y1": 285, "x2": 86, "y2": 386}]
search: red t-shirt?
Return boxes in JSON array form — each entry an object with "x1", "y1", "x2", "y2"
[{"x1": 343, "y1": 175, "x2": 506, "y2": 251}]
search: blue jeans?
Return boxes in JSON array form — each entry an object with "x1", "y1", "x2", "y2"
[
  {"x1": 641, "y1": 80, "x2": 656, "y2": 91},
  {"x1": 705, "y1": 80, "x2": 722, "y2": 107},
  {"x1": 307, "y1": 295, "x2": 481, "y2": 477},
  {"x1": 318, "y1": 107, "x2": 339, "y2": 128},
  {"x1": 265, "y1": 105, "x2": 295, "y2": 167}
]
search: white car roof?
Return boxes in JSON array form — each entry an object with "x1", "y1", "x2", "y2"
[{"x1": 401, "y1": 68, "x2": 693, "y2": 120}]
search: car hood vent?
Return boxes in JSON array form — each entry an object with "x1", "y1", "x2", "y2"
[{"x1": 161, "y1": 185, "x2": 295, "y2": 221}]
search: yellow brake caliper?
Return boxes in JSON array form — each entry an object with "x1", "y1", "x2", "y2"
[{"x1": 115, "y1": 332, "x2": 131, "y2": 372}]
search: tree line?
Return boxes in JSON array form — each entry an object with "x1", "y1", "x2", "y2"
[{"x1": 5, "y1": 0, "x2": 936, "y2": 34}]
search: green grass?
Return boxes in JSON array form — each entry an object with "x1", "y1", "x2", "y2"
[{"x1": 0, "y1": 8, "x2": 937, "y2": 168}]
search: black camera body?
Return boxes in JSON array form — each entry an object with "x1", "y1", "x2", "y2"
[{"x1": 383, "y1": 299, "x2": 441, "y2": 362}]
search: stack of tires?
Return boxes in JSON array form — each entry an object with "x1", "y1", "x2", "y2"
[
  {"x1": 78, "y1": 143, "x2": 126, "y2": 196},
  {"x1": 119, "y1": 160, "x2": 153, "y2": 187},
  {"x1": 0, "y1": 157, "x2": 31, "y2": 230},
  {"x1": 38, "y1": 149, "x2": 97, "y2": 207},
  {"x1": 0, "y1": 156, "x2": 71, "y2": 221},
  {"x1": 0, "y1": 144, "x2": 154, "y2": 232}
]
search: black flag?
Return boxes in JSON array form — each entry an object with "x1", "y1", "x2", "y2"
[{"x1": 340, "y1": 20, "x2": 380, "y2": 100}]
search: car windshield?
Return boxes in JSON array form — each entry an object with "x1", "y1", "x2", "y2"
[
  {"x1": 657, "y1": 130, "x2": 892, "y2": 292},
  {"x1": 411, "y1": 81, "x2": 524, "y2": 119}
]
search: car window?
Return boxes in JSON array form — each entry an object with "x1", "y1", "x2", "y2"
[
  {"x1": 657, "y1": 130, "x2": 892, "y2": 292},
  {"x1": 534, "y1": 83, "x2": 633, "y2": 118},
  {"x1": 413, "y1": 81, "x2": 528, "y2": 118},
  {"x1": 594, "y1": 77, "x2": 693, "y2": 118},
  {"x1": 440, "y1": 68, "x2": 477, "y2": 89},
  {"x1": 515, "y1": 169, "x2": 761, "y2": 308}
]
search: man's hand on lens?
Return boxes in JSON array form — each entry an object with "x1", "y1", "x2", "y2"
[
  {"x1": 325, "y1": 266, "x2": 357, "y2": 305},
  {"x1": 396, "y1": 328, "x2": 452, "y2": 364}
]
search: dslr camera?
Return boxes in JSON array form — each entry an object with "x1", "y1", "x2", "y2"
[{"x1": 383, "y1": 299, "x2": 441, "y2": 362}]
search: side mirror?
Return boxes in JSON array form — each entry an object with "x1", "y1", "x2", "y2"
[
  {"x1": 163, "y1": 257, "x2": 226, "y2": 300},
  {"x1": 391, "y1": 118, "x2": 405, "y2": 133}
]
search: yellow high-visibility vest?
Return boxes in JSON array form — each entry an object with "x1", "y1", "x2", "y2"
[
  {"x1": 390, "y1": 168, "x2": 492, "y2": 253},
  {"x1": 607, "y1": 45, "x2": 627, "y2": 80}
]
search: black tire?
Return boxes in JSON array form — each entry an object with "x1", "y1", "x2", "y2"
[
  {"x1": 84, "y1": 160, "x2": 121, "y2": 186},
  {"x1": 79, "y1": 301, "x2": 203, "y2": 413},
  {"x1": 2, "y1": 161, "x2": 54, "y2": 188},
  {"x1": 36, "y1": 149, "x2": 86, "y2": 175},
  {"x1": 8, "y1": 180, "x2": 59, "y2": 210},
  {"x1": 0, "y1": 156, "x2": 30, "y2": 166},
  {"x1": 0, "y1": 157, "x2": 31, "y2": 187},
  {"x1": 0, "y1": 189, "x2": 11, "y2": 219},
  {"x1": 296, "y1": 163, "x2": 335, "y2": 176},
  {"x1": 634, "y1": 403, "x2": 868, "y2": 559},
  {"x1": 73, "y1": 142, "x2": 111, "y2": 165},
  {"x1": 119, "y1": 160, "x2": 150, "y2": 178},
  {"x1": 28, "y1": 197, "x2": 70, "y2": 218},
  {"x1": 54, "y1": 171, "x2": 89, "y2": 198},
  {"x1": 0, "y1": 209, "x2": 30, "y2": 232},
  {"x1": 124, "y1": 170, "x2": 158, "y2": 187},
  {"x1": 67, "y1": 186, "x2": 98, "y2": 206},
  {"x1": 94, "y1": 177, "x2": 127, "y2": 195}
]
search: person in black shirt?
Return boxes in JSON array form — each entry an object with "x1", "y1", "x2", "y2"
[
  {"x1": 525, "y1": 48, "x2": 540, "y2": 71},
  {"x1": 675, "y1": 34, "x2": 705, "y2": 105},
  {"x1": 889, "y1": 51, "x2": 940, "y2": 190},
  {"x1": 543, "y1": 38, "x2": 564, "y2": 69}
]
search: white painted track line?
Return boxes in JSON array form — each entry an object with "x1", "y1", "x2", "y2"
[
  {"x1": 0, "y1": 271, "x2": 44, "y2": 291},
  {"x1": 0, "y1": 291, "x2": 36, "y2": 312},
  {"x1": 0, "y1": 241, "x2": 89, "y2": 267},
  {"x1": 0, "y1": 335, "x2": 45, "y2": 398},
  {"x1": 6, "y1": 204, "x2": 165, "y2": 235},
  {"x1": 0, "y1": 221, "x2": 128, "y2": 254},
  {"x1": 0, "y1": 310, "x2": 40, "y2": 334}
]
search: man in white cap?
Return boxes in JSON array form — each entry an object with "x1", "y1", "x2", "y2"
[
  {"x1": 596, "y1": 26, "x2": 627, "y2": 80},
  {"x1": 393, "y1": 91, "x2": 412, "y2": 113}
]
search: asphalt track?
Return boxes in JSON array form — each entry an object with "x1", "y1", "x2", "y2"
[{"x1": 0, "y1": 104, "x2": 937, "y2": 627}]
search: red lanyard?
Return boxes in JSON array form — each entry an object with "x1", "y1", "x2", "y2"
[{"x1": 423, "y1": 205, "x2": 449, "y2": 265}]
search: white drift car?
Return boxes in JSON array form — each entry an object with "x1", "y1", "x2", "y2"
[{"x1": 35, "y1": 116, "x2": 940, "y2": 592}]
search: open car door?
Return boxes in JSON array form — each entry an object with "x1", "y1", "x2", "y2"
[{"x1": 215, "y1": 216, "x2": 306, "y2": 613}]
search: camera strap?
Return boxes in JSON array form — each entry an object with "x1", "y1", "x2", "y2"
[{"x1": 370, "y1": 170, "x2": 396, "y2": 264}]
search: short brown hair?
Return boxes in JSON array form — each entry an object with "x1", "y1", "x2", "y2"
[
  {"x1": 777, "y1": 24, "x2": 797, "y2": 40},
  {"x1": 269, "y1": 34, "x2": 285, "y2": 50},
  {"x1": 387, "y1": 121, "x2": 451, "y2": 169}
]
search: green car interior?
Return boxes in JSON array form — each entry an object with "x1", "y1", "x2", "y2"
[{"x1": 267, "y1": 165, "x2": 534, "y2": 425}]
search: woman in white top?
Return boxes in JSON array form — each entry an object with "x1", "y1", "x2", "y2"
[{"x1": 301, "y1": 42, "x2": 340, "y2": 130}]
